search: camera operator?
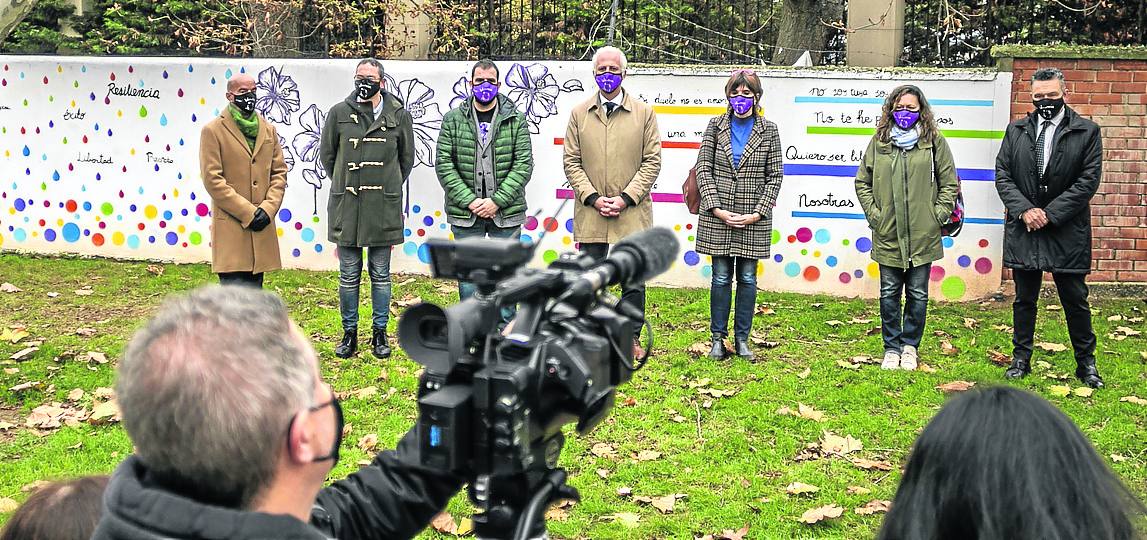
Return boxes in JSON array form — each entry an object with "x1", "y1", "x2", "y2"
[{"x1": 93, "y1": 286, "x2": 462, "y2": 539}]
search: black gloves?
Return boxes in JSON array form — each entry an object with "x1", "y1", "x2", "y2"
[{"x1": 249, "y1": 208, "x2": 272, "y2": 232}]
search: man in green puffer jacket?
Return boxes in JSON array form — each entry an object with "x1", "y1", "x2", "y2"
[{"x1": 435, "y1": 59, "x2": 534, "y2": 321}]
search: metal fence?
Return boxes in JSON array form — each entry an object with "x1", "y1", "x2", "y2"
[{"x1": 429, "y1": 0, "x2": 1145, "y2": 67}]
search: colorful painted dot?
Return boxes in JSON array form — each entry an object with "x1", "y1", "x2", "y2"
[
  {"x1": 189, "y1": 231, "x2": 203, "y2": 245},
  {"x1": 771, "y1": 229, "x2": 780, "y2": 244},
  {"x1": 975, "y1": 257, "x2": 993, "y2": 274},
  {"x1": 795, "y1": 227, "x2": 813, "y2": 242},
  {"x1": 839, "y1": 272, "x2": 852, "y2": 283},
  {"x1": 940, "y1": 276, "x2": 966, "y2": 300},
  {"x1": 784, "y1": 262, "x2": 800, "y2": 277},
  {"x1": 942, "y1": 237, "x2": 954, "y2": 248},
  {"x1": 524, "y1": 216, "x2": 538, "y2": 231},
  {"x1": 930, "y1": 265, "x2": 946, "y2": 282},
  {"x1": 802, "y1": 266, "x2": 820, "y2": 281},
  {"x1": 814, "y1": 229, "x2": 830, "y2": 244},
  {"x1": 195, "y1": 203, "x2": 209, "y2": 217},
  {"x1": 978, "y1": 239, "x2": 989, "y2": 248},
  {"x1": 855, "y1": 237, "x2": 872, "y2": 253},
  {"x1": 825, "y1": 256, "x2": 837, "y2": 267},
  {"x1": 957, "y1": 255, "x2": 972, "y2": 268},
  {"x1": 543, "y1": 249, "x2": 559, "y2": 264},
  {"x1": 683, "y1": 251, "x2": 700, "y2": 266}
]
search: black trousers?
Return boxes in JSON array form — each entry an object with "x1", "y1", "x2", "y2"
[
  {"x1": 580, "y1": 242, "x2": 646, "y2": 332},
  {"x1": 218, "y1": 271, "x2": 264, "y2": 289},
  {"x1": 1012, "y1": 269, "x2": 1095, "y2": 366}
]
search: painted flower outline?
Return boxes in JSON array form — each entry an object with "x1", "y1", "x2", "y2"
[
  {"x1": 387, "y1": 76, "x2": 443, "y2": 169},
  {"x1": 256, "y1": 66, "x2": 301, "y2": 125},
  {"x1": 505, "y1": 63, "x2": 562, "y2": 134},
  {"x1": 291, "y1": 104, "x2": 326, "y2": 214},
  {"x1": 450, "y1": 76, "x2": 472, "y2": 109},
  {"x1": 276, "y1": 134, "x2": 295, "y2": 172}
]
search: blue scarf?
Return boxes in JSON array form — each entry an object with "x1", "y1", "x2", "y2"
[{"x1": 891, "y1": 125, "x2": 920, "y2": 150}]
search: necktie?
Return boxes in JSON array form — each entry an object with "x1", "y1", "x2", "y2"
[
  {"x1": 605, "y1": 102, "x2": 617, "y2": 117},
  {"x1": 1035, "y1": 120, "x2": 1052, "y2": 176}
]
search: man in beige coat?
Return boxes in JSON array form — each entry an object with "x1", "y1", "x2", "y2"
[
  {"x1": 563, "y1": 46, "x2": 662, "y2": 354},
  {"x1": 199, "y1": 73, "x2": 288, "y2": 288}
]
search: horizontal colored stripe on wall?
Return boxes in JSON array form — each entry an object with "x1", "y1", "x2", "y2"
[
  {"x1": 806, "y1": 126, "x2": 1006, "y2": 139},
  {"x1": 791, "y1": 211, "x2": 1004, "y2": 225},
  {"x1": 784, "y1": 164, "x2": 996, "y2": 181},
  {"x1": 795, "y1": 96, "x2": 994, "y2": 107}
]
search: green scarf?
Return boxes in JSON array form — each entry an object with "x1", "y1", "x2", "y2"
[{"x1": 228, "y1": 105, "x2": 259, "y2": 151}]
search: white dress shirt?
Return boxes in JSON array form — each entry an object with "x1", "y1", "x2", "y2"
[{"x1": 1039, "y1": 108, "x2": 1066, "y2": 175}]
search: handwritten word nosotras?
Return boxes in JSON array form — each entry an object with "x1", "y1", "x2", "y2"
[
  {"x1": 106, "y1": 82, "x2": 160, "y2": 101},
  {"x1": 798, "y1": 193, "x2": 856, "y2": 209}
]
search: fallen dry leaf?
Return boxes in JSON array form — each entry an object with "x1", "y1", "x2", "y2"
[
  {"x1": 698, "y1": 387, "x2": 736, "y2": 398},
  {"x1": 607, "y1": 512, "x2": 641, "y2": 528},
  {"x1": 1046, "y1": 304, "x2": 1062, "y2": 311},
  {"x1": 596, "y1": 468, "x2": 610, "y2": 479},
  {"x1": 854, "y1": 499, "x2": 892, "y2": 515},
  {"x1": 821, "y1": 432, "x2": 863, "y2": 456},
  {"x1": 1115, "y1": 326, "x2": 1141, "y2": 337},
  {"x1": 1049, "y1": 385, "x2": 1072, "y2": 397},
  {"x1": 756, "y1": 306, "x2": 775, "y2": 315},
  {"x1": 687, "y1": 342, "x2": 712, "y2": 357},
  {"x1": 1119, "y1": 395, "x2": 1147, "y2": 406},
  {"x1": 616, "y1": 486, "x2": 633, "y2": 497},
  {"x1": 0, "y1": 421, "x2": 14, "y2": 431},
  {"x1": 1107, "y1": 315, "x2": 1123, "y2": 322},
  {"x1": 935, "y1": 381, "x2": 975, "y2": 393},
  {"x1": 21, "y1": 480, "x2": 51, "y2": 493},
  {"x1": 89, "y1": 400, "x2": 121, "y2": 425},
  {"x1": 67, "y1": 388, "x2": 85, "y2": 401},
  {"x1": 47, "y1": 292, "x2": 59, "y2": 298},
  {"x1": 651, "y1": 494, "x2": 677, "y2": 514},
  {"x1": 992, "y1": 324, "x2": 1013, "y2": 332},
  {"x1": 785, "y1": 482, "x2": 820, "y2": 495},
  {"x1": 86, "y1": 351, "x2": 109, "y2": 364},
  {"x1": 797, "y1": 367, "x2": 811, "y2": 379},
  {"x1": 850, "y1": 457, "x2": 894, "y2": 471},
  {"x1": 702, "y1": 524, "x2": 750, "y2": 540},
  {"x1": 636, "y1": 450, "x2": 661, "y2": 461},
  {"x1": 544, "y1": 499, "x2": 575, "y2": 522},
  {"x1": 963, "y1": 317, "x2": 979, "y2": 330},
  {"x1": 395, "y1": 295, "x2": 422, "y2": 308},
  {"x1": 93, "y1": 387, "x2": 115, "y2": 400},
  {"x1": 825, "y1": 320, "x2": 844, "y2": 327},
  {"x1": 798, "y1": 504, "x2": 844, "y2": 524},
  {"x1": 75, "y1": 327, "x2": 98, "y2": 337},
  {"x1": 146, "y1": 264, "x2": 165, "y2": 276},
  {"x1": 1111, "y1": 454, "x2": 1128, "y2": 463},
  {"x1": 987, "y1": 350, "x2": 1011, "y2": 366},
  {"x1": 11, "y1": 347, "x2": 38, "y2": 361},
  {"x1": 1072, "y1": 387, "x2": 1094, "y2": 398},
  {"x1": 836, "y1": 359, "x2": 861, "y2": 370},
  {"x1": 26, "y1": 403, "x2": 87, "y2": 429},
  {"x1": 3, "y1": 368, "x2": 18, "y2": 375},
  {"x1": 940, "y1": 340, "x2": 958, "y2": 356},
  {"x1": 0, "y1": 327, "x2": 29, "y2": 343},
  {"x1": 429, "y1": 512, "x2": 459, "y2": 534},
  {"x1": 74, "y1": 288, "x2": 94, "y2": 296},
  {"x1": 847, "y1": 485, "x2": 872, "y2": 495},
  {"x1": 0, "y1": 498, "x2": 19, "y2": 513},
  {"x1": 918, "y1": 363, "x2": 937, "y2": 373},
  {"x1": 357, "y1": 434, "x2": 379, "y2": 452},
  {"x1": 0, "y1": 283, "x2": 22, "y2": 293},
  {"x1": 10, "y1": 380, "x2": 43, "y2": 392},
  {"x1": 796, "y1": 403, "x2": 825, "y2": 422},
  {"x1": 1037, "y1": 342, "x2": 1068, "y2": 353},
  {"x1": 591, "y1": 442, "x2": 617, "y2": 458}
]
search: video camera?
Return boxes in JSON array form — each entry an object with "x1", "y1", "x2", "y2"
[{"x1": 398, "y1": 227, "x2": 679, "y2": 540}]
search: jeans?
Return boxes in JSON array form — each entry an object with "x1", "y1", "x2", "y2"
[
  {"x1": 709, "y1": 256, "x2": 758, "y2": 340},
  {"x1": 218, "y1": 271, "x2": 264, "y2": 289},
  {"x1": 580, "y1": 242, "x2": 646, "y2": 332},
  {"x1": 1012, "y1": 269, "x2": 1096, "y2": 366},
  {"x1": 452, "y1": 219, "x2": 521, "y2": 323},
  {"x1": 337, "y1": 246, "x2": 392, "y2": 331},
  {"x1": 879, "y1": 263, "x2": 931, "y2": 353}
]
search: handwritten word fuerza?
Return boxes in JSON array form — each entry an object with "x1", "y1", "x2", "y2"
[{"x1": 106, "y1": 82, "x2": 160, "y2": 100}]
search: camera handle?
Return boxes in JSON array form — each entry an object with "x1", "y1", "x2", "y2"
[{"x1": 471, "y1": 468, "x2": 580, "y2": 540}]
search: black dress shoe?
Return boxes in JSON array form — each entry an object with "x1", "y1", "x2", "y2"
[
  {"x1": 1076, "y1": 364, "x2": 1104, "y2": 389},
  {"x1": 371, "y1": 326, "x2": 391, "y2": 359},
  {"x1": 334, "y1": 327, "x2": 357, "y2": 358},
  {"x1": 734, "y1": 338, "x2": 754, "y2": 360},
  {"x1": 1004, "y1": 358, "x2": 1030, "y2": 379},
  {"x1": 708, "y1": 336, "x2": 728, "y2": 359}
]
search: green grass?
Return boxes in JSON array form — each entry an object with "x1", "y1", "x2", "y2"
[{"x1": 1, "y1": 253, "x2": 1144, "y2": 539}]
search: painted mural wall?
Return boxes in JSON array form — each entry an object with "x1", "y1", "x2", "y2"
[{"x1": 0, "y1": 57, "x2": 1012, "y2": 300}]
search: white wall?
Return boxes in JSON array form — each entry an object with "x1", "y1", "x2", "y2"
[{"x1": 0, "y1": 57, "x2": 1012, "y2": 300}]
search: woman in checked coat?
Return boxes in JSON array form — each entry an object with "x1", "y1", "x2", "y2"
[{"x1": 694, "y1": 70, "x2": 784, "y2": 360}]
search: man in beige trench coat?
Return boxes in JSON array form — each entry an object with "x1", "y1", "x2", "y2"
[
  {"x1": 563, "y1": 46, "x2": 662, "y2": 356},
  {"x1": 199, "y1": 73, "x2": 288, "y2": 288}
]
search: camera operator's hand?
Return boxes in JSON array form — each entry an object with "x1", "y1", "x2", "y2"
[{"x1": 248, "y1": 207, "x2": 272, "y2": 232}]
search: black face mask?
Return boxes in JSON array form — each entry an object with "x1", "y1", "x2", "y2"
[
  {"x1": 355, "y1": 78, "x2": 381, "y2": 101},
  {"x1": 1033, "y1": 97, "x2": 1065, "y2": 120},
  {"x1": 289, "y1": 394, "x2": 344, "y2": 466},
  {"x1": 232, "y1": 91, "x2": 257, "y2": 115}
]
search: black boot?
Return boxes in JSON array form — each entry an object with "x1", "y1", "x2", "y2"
[
  {"x1": 1075, "y1": 361, "x2": 1104, "y2": 389},
  {"x1": 371, "y1": 326, "x2": 391, "y2": 359},
  {"x1": 334, "y1": 327, "x2": 357, "y2": 358},
  {"x1": 1004, "y1": 357, "x2": 1030, "y2": 379},
  {"x1": 708, "y1": 335, "x2": 728, "y2": 359},
  {"x1": 734, "y1": 337, "x2": 754, "y2": 360}
]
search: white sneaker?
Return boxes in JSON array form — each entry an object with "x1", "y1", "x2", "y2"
[
  {"x1": 881, "y1": 351, "x2": 901, "y2": 370},
  {"x1": 900, "y1": 345, "x2": 918, "y2": 371}
]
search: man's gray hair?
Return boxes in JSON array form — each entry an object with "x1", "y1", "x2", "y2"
[
  {"x1": 356, "y1": 58, "x2": 385, "y2": 79},
  {"x1": 1032, "y1": 67, "x2": 1066, "y2": 90},
  {"x1": 592, "y1": 46, "x2": 628, "y2": 71},
  {"x1": 117, "y1": 286, "x2": 314, "y2": 508}
]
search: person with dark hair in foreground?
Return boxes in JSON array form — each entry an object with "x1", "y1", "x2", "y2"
[
  {"x1": 878, "y1": 386, "x2": 1145, "y2": 540},
  {"x1": 0, "y1": 476, "x2": 109, "y2": 540},
  {"x1": 92, "y1": 286, "x2": 461, "y2": 539}
]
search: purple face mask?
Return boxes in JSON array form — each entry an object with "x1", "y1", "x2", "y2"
[
  {"x1": 892, "y1": 110, "x2": 920, "y2": 130},
  {"x1": 729, "y1": 96, "x2": 754, "y2": 116},
  {"x1": 472, "y1": 81, "x2": 498, "y2": 104},
  {"x1": 595, "y1": 72, "x2": 622, "y2": 93}
]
